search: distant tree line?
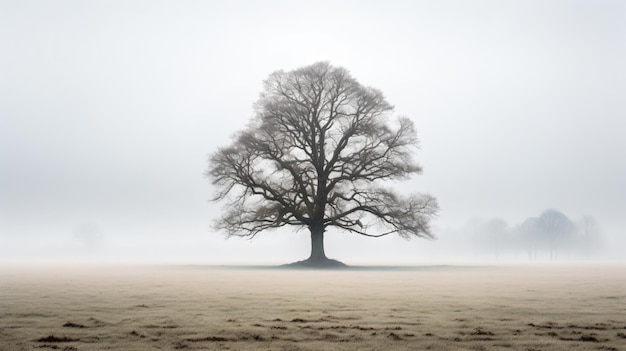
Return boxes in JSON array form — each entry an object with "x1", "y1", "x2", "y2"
[{"x1": 467, "y1": 209, "x2": 603, "y2": 260}]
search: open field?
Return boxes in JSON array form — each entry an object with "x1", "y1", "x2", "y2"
[{"x1": 1, "y1": 264, "x2": 625, "y2": 351}]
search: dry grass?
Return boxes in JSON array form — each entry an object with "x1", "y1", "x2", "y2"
[{"x1": 1, "y1": 264, "x2": 625, "y2": 350}]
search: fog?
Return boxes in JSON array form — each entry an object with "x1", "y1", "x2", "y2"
[{"x1": 1, "y1": 0, "x2": 625, "y2": 264}]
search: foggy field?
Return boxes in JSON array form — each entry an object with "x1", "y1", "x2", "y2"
[{"x1": 1, "y1": 265, "x2": 625, "y2": 351}]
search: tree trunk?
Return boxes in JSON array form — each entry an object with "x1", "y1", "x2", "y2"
[
  {"x1": 282, "y1": 223, "x2": 346, "y2": 268},
  {"x1": 308, "y1": 224, "x2": 327, "y2": 261}
]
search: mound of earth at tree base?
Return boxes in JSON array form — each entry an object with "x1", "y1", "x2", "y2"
[{"x1": 281, "y1": 258, "x2": 348, "y2": 269}]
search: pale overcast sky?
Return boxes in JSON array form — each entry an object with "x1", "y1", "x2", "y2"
[{"x1": 1, "y1": 0, "x2": 625, "y2": 263}]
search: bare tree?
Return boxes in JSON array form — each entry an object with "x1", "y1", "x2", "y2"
[
  {"x1": 575, "y1": 215, "x2": 603, "y2": 257},
  {"x1": 479, "y1": 218, "x2": 509, "y2": 259},
  {"x1": 518, "y1": 209, "x2": 575, "y2": 260},
  {"x1": 537, "y1": 209, "x2": 575, "y2": 260},
  {"x1": 207, "y1": 62, "x2": 438, "y2": 266}
]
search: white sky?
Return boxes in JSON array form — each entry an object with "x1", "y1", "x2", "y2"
[{"x1": 1, "y1": 0, "x2": 625, "y2": 263}]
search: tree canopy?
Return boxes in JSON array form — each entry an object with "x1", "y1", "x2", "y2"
[{"x1": 207, "y1": 62, "x2": 438, "y2": 265}]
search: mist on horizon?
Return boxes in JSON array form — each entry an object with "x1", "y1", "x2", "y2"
[{"x1": 1, "y1": 208, "x2": 623, "y2": 265}]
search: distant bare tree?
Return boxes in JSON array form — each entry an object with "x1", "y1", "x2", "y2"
[
  {"x1": 481, "y1": 218, "x2": 509, "y2": 259},
  {"x1": 575, "y1": 215, "x2": 603, "y2": 256},
  {"x1": 537, "y1": 209, "x2": 575, "y2": 260},
  {"x1": 518, "y1": 209, "x2": 575, "y2": 260},
  {"x1": 519, "y1": 217, "x2": 540, "y2": 260},
  {"x1": 579, "y1": 215, "x2": 600, "y2": 239},
  {"x1": 207, "y1": 62, "x2": 438, "y2": 266}
]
